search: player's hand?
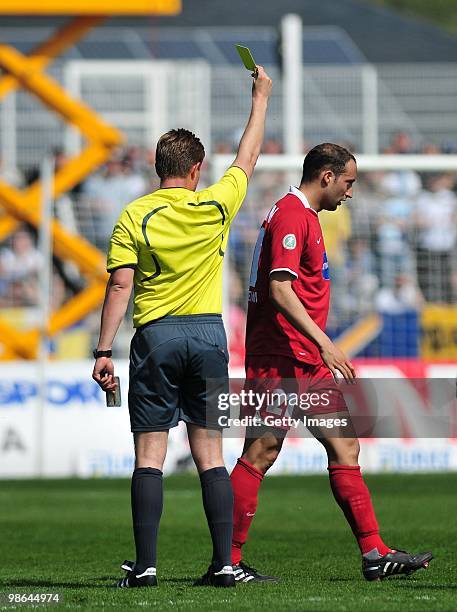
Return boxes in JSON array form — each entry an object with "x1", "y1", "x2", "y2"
[
  {"x1": 92, "y1": 357, "x2": 117, "y2": 392},
  {"x1": 252, "y1": 65, "x2": 272, "y2": 100},
  {"x1": 320, "y1": 340, "x2": 356, "y2": 384}
]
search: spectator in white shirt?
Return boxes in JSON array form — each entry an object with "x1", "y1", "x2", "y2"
[{"x1": 414, "y1": 173, "x2": 457, "y2": 303}]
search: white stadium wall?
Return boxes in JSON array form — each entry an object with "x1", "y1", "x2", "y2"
[{"x1": 0, "y1": 361, "x2": 456, "y2": 478}]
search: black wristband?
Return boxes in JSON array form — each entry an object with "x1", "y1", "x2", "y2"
[{"x1": 93, "y1": 349, "x2": 112, "y2": 359}]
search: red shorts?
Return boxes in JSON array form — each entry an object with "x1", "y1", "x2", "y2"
[{"x1": 243, "y1": 354, "x2": 348, "y2": 429}]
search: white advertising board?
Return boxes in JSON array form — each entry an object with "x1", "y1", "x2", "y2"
[{"x1": 0, "y1": 360, "x2": 455, "y2": 477}]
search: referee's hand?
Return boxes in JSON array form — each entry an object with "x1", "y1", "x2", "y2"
[
  {"x1": 252, "y1": 65, "x2": 272, "y2": 100},
  {"x1": 92, "y1": 357, "x2": 117, "y2": 392}
]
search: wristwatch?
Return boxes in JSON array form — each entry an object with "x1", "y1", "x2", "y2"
[{"x1": 93, "y1": 349, "x2": 112, "y2": 359}]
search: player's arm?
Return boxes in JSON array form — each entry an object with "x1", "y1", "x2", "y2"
[
  {"x1": 92, "y1": 266, "x2": 134, "y2": 392},
  {"x1": 232, "y1": 66, "x2": 272, "y2": 179},
  {"x1": 269, "y1": 271, "x2": 356, "y2": 383}
]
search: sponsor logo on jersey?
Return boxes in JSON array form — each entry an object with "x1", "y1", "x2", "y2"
[
  {"x1": 322, "y1": 251, "x2": 330, "y2": 280},
  {"x1": 282, "y1": 234, "x2": 297, "y2": 250}
]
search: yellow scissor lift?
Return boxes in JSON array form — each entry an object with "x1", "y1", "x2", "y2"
[{"x1": 0, "y1": 0, "x2": 181, "y2": 359}]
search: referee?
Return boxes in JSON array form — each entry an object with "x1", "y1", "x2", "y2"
[{"x1": 92, "y1": 66, "x2": 272, "y2": 588}]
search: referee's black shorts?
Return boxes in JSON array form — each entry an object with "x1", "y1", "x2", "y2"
[{"x1": 128, "y1": 314, "x2": 229, "y2": 432}]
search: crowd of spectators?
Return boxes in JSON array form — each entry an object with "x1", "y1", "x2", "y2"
[{"x1": 0, "y1": 134, "x2": 456, "y2": 358}]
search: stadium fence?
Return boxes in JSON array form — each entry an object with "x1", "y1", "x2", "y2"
[{"x1": 3, "y1": 61, "x2": 457, "y2": 173}]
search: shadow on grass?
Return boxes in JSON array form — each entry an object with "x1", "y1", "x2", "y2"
[
  {"x1": 398, "y1": 582, "x2": 457, "y2": 590},
  {"x1": 0, "y1": 578, "x2": 116, "y2": 590},
  {"x1": 0, "y1": 579, "x2": 98, "y2": 590},
  {"x1": 328, "y1": 576, "x2": 457, "y2": 590},
  {"x1": 1, "y1": 576, "x2": 196, "y2": 589}
]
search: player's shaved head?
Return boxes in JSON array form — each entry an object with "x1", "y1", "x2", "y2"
[
  {"x1": 155, "y1": 128, "x2": 205, "y2": 180},
  {"x1": 301, "y1": 143, "x2": 356, "y2": 184}
]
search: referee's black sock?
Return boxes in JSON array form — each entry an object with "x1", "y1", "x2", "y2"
[
  {"x1": 199, "y1": 466, "x2": 234, "y2": 570},
  {"x1": 131, "y1": 467, "x2": 163, "y2": 573}
]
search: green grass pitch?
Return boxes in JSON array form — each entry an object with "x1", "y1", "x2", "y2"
[{"x1": 0, "y1": 473, "x2": 456, "y2": 611}]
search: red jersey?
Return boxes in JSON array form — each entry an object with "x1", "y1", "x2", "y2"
[{"x1": 245, "y1": 186, "x2": 330, "y2": 365}]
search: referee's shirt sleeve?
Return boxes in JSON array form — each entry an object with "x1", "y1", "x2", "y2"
[
  {"x1": 204, "y1": 166, "x2": 248, "y2": 222},
  {"x1": 107, "y1": 209, "x2": 138, "y2": 272}
]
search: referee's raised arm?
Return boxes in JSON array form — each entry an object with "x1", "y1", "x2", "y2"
[{"x1": 232, "y1": 66, "x2": 272, "y2": 179}]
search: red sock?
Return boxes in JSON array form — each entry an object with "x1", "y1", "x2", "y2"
[
  {"x1": 328, "y1": 465, "x2": 391, "y2": 556},
  {"x1": 230, "y1": 458, "x2": 264, "y2": 565}
]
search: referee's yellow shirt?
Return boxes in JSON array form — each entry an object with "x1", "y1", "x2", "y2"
[{"x1": 107, "y1": 166, "x2": 248, "y2": 327}]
